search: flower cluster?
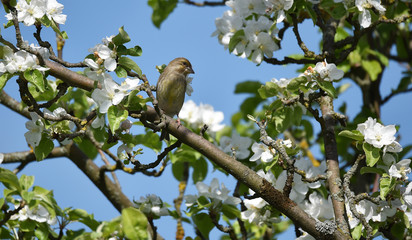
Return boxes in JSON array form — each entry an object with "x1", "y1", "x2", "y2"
[
  {"x1": 5, "y1": 0, "x2": 66, "y2": 26},
  {"x1": 302, "y1": 60, "x2": 344, "y2": 82},
  {"x1": 85, "y1": 35, "x2": 117, "y2": 74},
  {"x1": 249, "y1": 139, "x2": 291, "y2": 164},
  {"x1": 134, "y1": 194, "x2": 169, "y2": 218},
  {"x1": 11, "y1": 203, "x2": 56, "y2": 225},
  {"x1": 219, "y1": 132, "x2": 253, "y2": 159},
  {"x1": 0, "y1": 46, "x2": 49, "y2": 75},
  {"x1": 241, "y1": 170, "x2": 280, "y2": 225},
  {"x1": 179, "y1": 100, "x2": 225, "y2": 133},
  {"x1": 213, "y1": 0, "x2": 284, "y2": 63},
  {"x1": 357, "y1": 117, "x2": 402, "y2": 153},
  {"x1": 345, "y1": 198, "x2": 404, "y2": 229},
  {"x1": 185, "y1": 178, "x2": 241, "y2": 208},
  {"x1": 91, "y1": 76, "x2": 141, "y2": 114},
  {"x1": 334, "y1": 0, "x2": 386, "y2": 28}
]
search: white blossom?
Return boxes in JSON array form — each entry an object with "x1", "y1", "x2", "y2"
[
  {"x1": 185, "y1": 178, "x2": 241, "y2": 208},
  {"x1": 91, "y1": 77, "x2": 140, "y2": 114},
  {"x1": 45, "y1": 0, "x2": 66, "y2": 24},
  {"x1": 357, "y1": 117, "x2": 397, "y2": 149},
  {"x1": 355, "y1": 0, "x2": 385, "y2": 28},
  {"x1": 249, "y1": 142, "x2": 274, "y2": 163},
  {"x1": 388, "y1": 159, "x2": 411, "y2": 180},
  {"x1": 302, "y1": 192, "x2": 334, "y2": 221},
  {"x1": 91, "y1": 115, "x2": 105, "y2": 129},
  {"x1": 271, "y1": 77, "x2": 291, "y2": 88},
  {"x1": 264, "y1": 0, "x2": 294, "y2": 23},
  {"x1": 219, "y1": 132, "x2": 252, "y2": 159},
  {"x1": 135, "y1": 194, "x2": 169, "y2": 217},
  {"x1": 314, "y1": 60, "x2": 344, "y2": 81},
  {"x1": 11, "y1": 203, "x2": 56, "y2": 225},
  {"x1": 180, "y1": 100, "x2": 225, "y2": 133},
  {"x1": 24, "y1": 112, "x2": 44, "y2": 148},
  {"x1": 185, "y1": 76, "x2": 194, "y2": 96}
]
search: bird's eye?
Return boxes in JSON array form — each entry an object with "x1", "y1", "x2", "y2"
[{"x1": 182, "y1": 61, "x2": 188, "y2": 66}]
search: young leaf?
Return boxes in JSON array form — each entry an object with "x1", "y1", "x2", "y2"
[
  {"x1": 118, "y1": 56, "x2": 142, "y2": 77},
  {"x1": 234, "y1": 80, "x2": 262, "y2": 94},
  {"x1": 34, "y1": 136, "x2": 54, "y2": 161},
  {"x1": 148, "y1": 0, "x2": 178, "y2": 28},
  {"x1": 192, "y1": 157, "x2": 208, "y2": 183},
  {"x1": 121, "y1": 207, "x2": 148, "y2": 240},
  {"x1": 107, "y1": 106, "x2": 128, "y2": 133},
  {"x1": 363, "y1": 142, "x2": 380, "y2": 167},
  {"x1": 0, "y1": 72, "x2": 12, "y2": 91},
  {"x1": 24, "y1": 69, "x2": 46, "y2": 93},
  {"x1": 0, "y1": 168, "x2": 21, "y2": 192},
  {"x1": 112, "y1": 26, "x2": 131, "y2": 45},
  {"x1": 228, "y1": 29, "x2": 245, "y2": 53},
  {"x1": 338, "y1": 130, "x2": 364, "y2": 141},
  {"x1": 316, "y1": 80, "x2": 337, "y2": 98},
  {"x1": 192, "y1": 213, "x2": 214, "y2": 239}
]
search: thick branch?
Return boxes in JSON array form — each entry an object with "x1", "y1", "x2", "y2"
[
  {"x1": 319, "y1": 96, "x2": 349, "y2": 235},
  {"x1": 45, "y1": 60, "x2": 96, "y2": 91},
  {"x1": 139, "y1": 107, "x2": 350, "y2": 240}
]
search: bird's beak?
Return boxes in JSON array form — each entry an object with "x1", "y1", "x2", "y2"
[{"x1": 186, "y1": 67, "x2": 195, "y2": 74}]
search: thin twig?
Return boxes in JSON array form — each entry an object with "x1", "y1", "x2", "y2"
[
  {"x1": 183, "y1": 0, "x2": 227, "y2": 7},
  {"x1": 99, "y1": 149, "x2": 122, "y2": 190}
]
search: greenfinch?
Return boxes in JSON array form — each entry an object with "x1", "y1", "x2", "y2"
[{"x1": 156, "y1": 57, "x2": 195, "y2": 140}]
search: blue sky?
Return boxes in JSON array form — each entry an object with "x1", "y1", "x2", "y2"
[{"x1": 1, "y1": 1, "x2": 411, "y2": 239}]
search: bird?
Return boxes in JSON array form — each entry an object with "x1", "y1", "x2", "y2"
[{"x1": 156, "y1": 57, "x2": 195, "y2": 140}]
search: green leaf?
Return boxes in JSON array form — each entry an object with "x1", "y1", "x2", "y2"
[
  {"x1": 361, "y1": 60, "x2": 381, "y2": 81},
  {"x1": 0, "y1": 72, "x2": 12, "y2": 91},
  {"x1": 391, "y1": 220, "x2": 406, "y2": 240},
  {"x1": 19, "y1": 175, "x2": 35, "y2": 191},
  {"x1": 379, "y1": 176, "x2": 392, "y2": 199},
  {"x1": 107, "y1": 106, "x2": 128, "y2": 133},
  {"x1": 335, "y1": 27, "x2": 350, "y2": 42},
  {"x1": 228, "y1": 29, "x2": 245, "y2": 53},
  {"x1": 121, "y1": 207, "x2": 148, "y2": 240},
  {"x1": 351, "y1": 223, "x2": 363, "y2": 240},
  {"x1": 115, "y1": 66, "x2": 128, "y2": 78},
  {"x1": 287, "y1": 76, "x2": 307, "y2": 92},
  {"x1": 24, "y1": 69, "x2": 46, "y2": 92},
  {"x1": 34, "y1": 135, "x2": 54, "y2": 161},
  {"x1": 172, "y1": 161, "x2": 185, "y2": 181},
  {"x1": 234, "y1": 80, "x2": 262, "y2": 94},
  {"x1": 118, "y1": 56, "x2": 142, "y2": 77},
  {"x1": 77, "y1": 138, "x2": 98, "y2": 160},
  {"x1": 240, "y1": 96, "x2": 264, "y2": 118},
  {"x1": 330, "y1": 3, "x2": 346, "y2": 19},
  {"x1": 67, "y1": 208, "x2": 100, "y2": 230},
  {"x1": 192, "y1": 213, "x2": 214, "y2": 239},
  {"x1": 0, "y1": 168, "x2": 21, "y2": 192},
  {"x1": 396, "y1": 36, "x2": 408, "y2": 59},
  {"x1": 112, "y1": 26, "x2": 131, "y2": 45},
  {"x1": 292, "y1": 105, "x2": 303, "y2": 125},
  {"x1": 148, "y1": 0, "x2": 178, "y2": 28},
  {"x1": 360, "y1": 167, "x2": 384, "y2": 175},
  {"x1": 221, "y1": 204, "x2": 240, "y2": 219},
  {"x1": 20, "y1": 219, "x2": 36, "y2": 231},
  {"x1": 338, "y1": 130, "x2": 364, "y2": 141},
  {"x1": 316, "y1": 80, "x2": 337, "y2": 98},
  {"x1": 134, "y1": 130, "x2": 162, "y2": 153},
  {"x1": 49, "y1": 18, "x2": 68, "y2": 39},
  {"x1": 192, "y1": 157, "x2": 208, "y2": 183},
  {"x1": 127, "y1": 46, "x2": 143, "y2": 57},
  {"x1": 362, "y1": 142, "x2": 380, "y2": 167},
  {"x1": 258, "y1": 81, "x2": 279, "y2": 99}
]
